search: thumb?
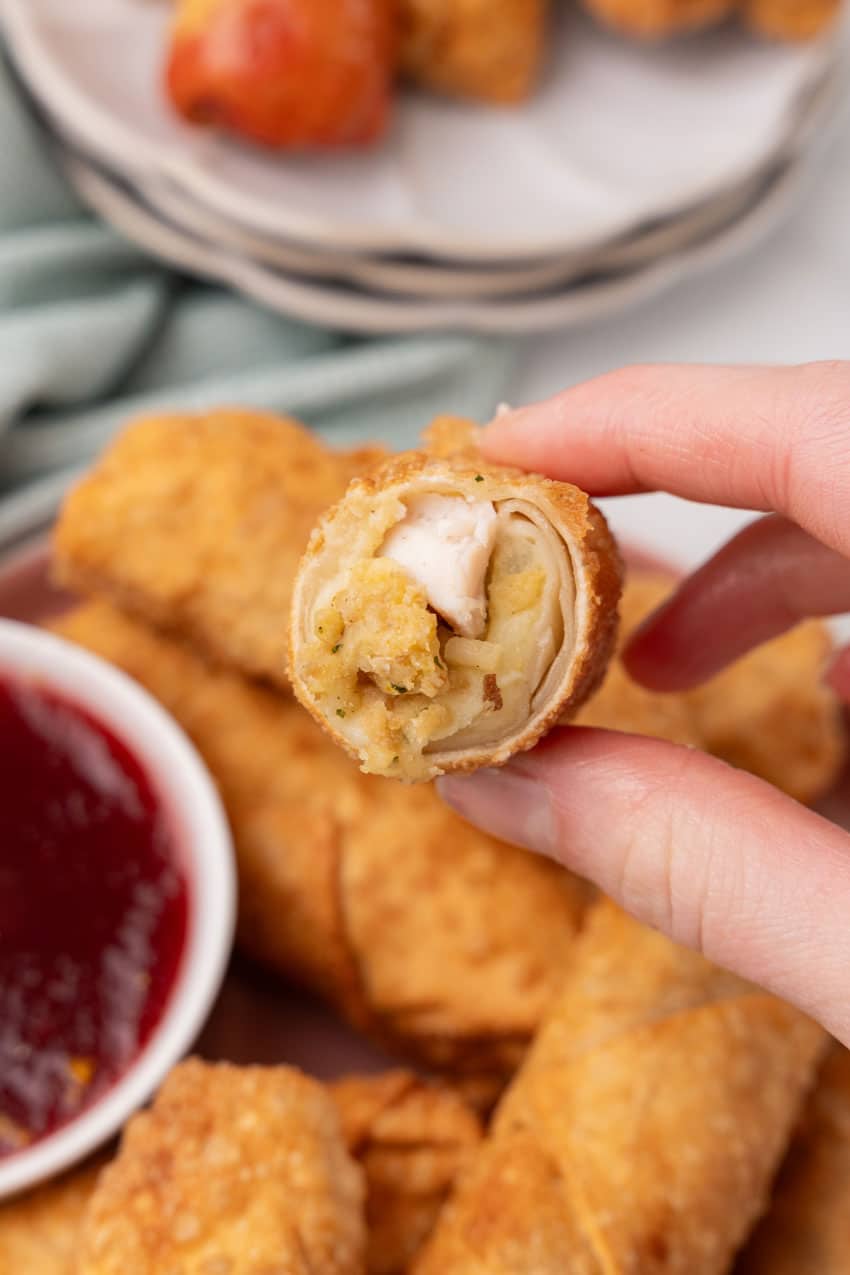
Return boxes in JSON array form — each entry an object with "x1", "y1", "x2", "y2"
[{"x1": 439, "y1": 728, "x2": 850, "y2": 1046}]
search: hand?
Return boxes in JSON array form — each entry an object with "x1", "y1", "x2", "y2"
[{"x1": 439, "y1": 361, "x2": 850, "y2": 1046}]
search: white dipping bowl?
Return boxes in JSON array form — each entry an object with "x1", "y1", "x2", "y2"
[{"x1": 0, "y1": 618, "x2": 236, "y2": 1199}]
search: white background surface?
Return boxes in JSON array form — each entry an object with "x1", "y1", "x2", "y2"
[{"x1": 513, "y1": 103, "x2": 850, "y2": 582}]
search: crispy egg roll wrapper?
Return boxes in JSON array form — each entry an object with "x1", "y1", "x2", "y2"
[
  {"x1": 332, "y1": 1071, "x2": 484, "y2": 1275},
  {"x1": 52, "y1": 409, "x2": 385, "y2": 687},
  {"x1": 0, "y1": 1158, "x2": 104, "y2": 1275},
  {"x1": 736, "y1": 1042, "x2": 850, "y2": 1274},
  {"x1": 415, "y1": 901, "x2": 826, "y2": 1274},
  {"x1": 399, "y1": 0, "x2": 548, "y2": 103},
  {"x1": 290, "y1": 448, "x2": 622, "y2": 780},
  {"x1": 53, "y1": 602, "x2": 591, "y2": 1083},
  {"x1": 620, "y1": 573, "x2": 844, "y2": 804},
  {"x1": 0, "y1": 1072, "x2": 480, "y2": 1275},
  {"x1": 77, "y1": 1060, "x2": 365, "y2": 1275}
]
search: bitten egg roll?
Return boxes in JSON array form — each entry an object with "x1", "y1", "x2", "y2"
[
  {"x1": 77, "y1": 1060, "x2": 365, "y2": 1275},
  {"x1": 289, "y1": 441, "x2": 622, "y2": 780},
  {"x1": 415, "y1": 901, "x2": 826, "y2": 1274},
  {"x1": 53, "y1": 408, "x2": 385, "y2": 687},
  {"x1": 53, "y1": 602, "x2": 591, "y2": 1085},
  {"x1": 332, "y1": 1071, "x2": 484, "y2": 1275},
  {"x1": 399, "y1": 0, "x2": 549, "y2": 103},
  {"x1": 736, "y1": 1042, "x2": 850, "y2": 1274}
]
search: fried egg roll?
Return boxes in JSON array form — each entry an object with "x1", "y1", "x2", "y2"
[
  {"x1": 78, "y1": 1060, "x2": 365, "y2": 1275},
  {"x1": 53, "y1": 409, "x2": 385, "y2": 687},
  {"x1": 736, "y1": 1043, "x2": 850, "y2": 1274},
  {"x1": 399, "y1": 0, "x2": 548, "y2": 103},
  {"x1": 332, "y1": 1072, "x2": 483, "y2": 1275},
  {"x1": 290, "y1": 442, "x2": 621, "y2": 780},
  {"x1": 621, "y1": 573, "x2": 844, "y2": 805},
  {"x1": 415, "y1": 901, "x2": 826, "y2": 1274},
  {"x1": 53, "y1": 602, "x2": 591, "y2": 1085}
]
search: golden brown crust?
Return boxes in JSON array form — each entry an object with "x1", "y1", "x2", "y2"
[
  {"x1": 399, "y1": 0, "x2": 548, "y2": 103},
  {"x1": 332, "y1": 1071, "x2": 483, "y2": 1275},
  {"x1": 289, "y1": 444, "x2": 623, "y2": 780},
  {"x1": 686, "y1": 619, "x2": 845, "y2": 806},
  {"x1": 597, "y1": 571, "x2": 844, "y2": 804},
  {"x1": 736, "y1": 1043, "x2": 850, "y2": 1274},
  {"x1": 574, "y1": 573, "x2": 702, "y2": 747},
  {"x1": 77, "y1": 1059, "x2": 365, "y2": 1275},
  {"x1": 53, "y1": 408, "x2": 385, "y2": 688},
  {"x1": 415, "y1": 902, "x2": 827, "y2": 1274},
  {"x1": 53, "y1": 602, "x2": 591, "y2": 1082},
  {"x1": 0, "y1": 1158, "x2": 105, "y2": 1275}
]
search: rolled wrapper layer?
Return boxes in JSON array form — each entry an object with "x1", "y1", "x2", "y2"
[
  {"x1": 737, "y1": 1043, "x2": 850, "y2": 1274},
  {"x1": 53, "y1": 603, "x2": 591, "y2": 1084},
  {"x1": 332, "y1": 1072, "x2": 484, "y2": 1275},
  {"x1": 290, "y1": 449, "x2": 622, "y2": 780},
  {"x1": 77, "y1": 1061, "x2": 366, "y2": 1275},
  {"x1": 53, "y1": 409, "x2": 385, "y2": 687},
  {"x1": 415, "y1": 902, "x2": 826, "y2": 1275}
]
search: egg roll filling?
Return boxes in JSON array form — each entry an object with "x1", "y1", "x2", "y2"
[{"x1": 300, "y1": 491, "x2": 573, "y2": 775}]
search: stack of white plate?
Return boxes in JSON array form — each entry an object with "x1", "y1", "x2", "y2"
[{"x1": 2, "y1": 0, "x2": 847, "y2": 334}]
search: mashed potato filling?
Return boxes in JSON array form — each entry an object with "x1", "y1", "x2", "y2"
[{"x1": 301, "y1": 492, "x2": 572, "y2": 776}]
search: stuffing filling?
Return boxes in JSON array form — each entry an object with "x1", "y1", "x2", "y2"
[{"x1": 301, "y1": 492, "x2": 565, "y2": 775}]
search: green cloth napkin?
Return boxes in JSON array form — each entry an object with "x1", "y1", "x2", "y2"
[{"x1": 0, "y1": 54, "x2": 515, "y2": 497}]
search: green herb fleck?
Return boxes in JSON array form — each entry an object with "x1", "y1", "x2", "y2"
[
  {"x1": 331, "y1": 643, "x2": 341, "y2": 654},
  {"x1": 391, "y1": 684, "x2": 408, "y2": 694},
  {"x1": 336, "y1": 708, "x2": 346, "y2": 718},
  {"x1": 434, "y1": 655, "x2": 444, "y2": 668},
  {"x1": 474, "y1": 474, "x2": 484, "y2": 482}
]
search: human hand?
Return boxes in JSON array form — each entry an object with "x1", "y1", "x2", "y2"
[{"x1": 439, "y1": 361, "x2": 850, "y2": 1046}]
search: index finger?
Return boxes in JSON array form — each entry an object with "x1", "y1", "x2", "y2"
[{"x1": 481, "y1": 361, "x2": 850, "y2": 557}]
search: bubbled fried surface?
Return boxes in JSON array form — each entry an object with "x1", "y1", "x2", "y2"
[
  {"x1": 332, "y1": 1071, "x2": 483, "y2": 1275},
  {"x1": 415, "y1": 902, "x2": 826, "y2": 1275},
  {"x1": 77, "y1": 1060, "x2": 365, "y2": 1275},
  {"x1": 53, "y1": 409, "x2": 384, "y2": 688},
  {"x1": 736, "y1": 1043, "x2": 850, "y2": 1274}
]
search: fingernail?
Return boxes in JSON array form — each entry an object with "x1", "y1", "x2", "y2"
[{"x1": 437, "y1": 766, "x2": 558, "y2": 858}]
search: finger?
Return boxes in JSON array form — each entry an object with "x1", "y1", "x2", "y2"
[
  {"x1": 439, "y1": 728, "x2": 850, "y2": 1047},
  {"x1": 826, "y1": 645, "x2": 850, "y2": 702},
  {"x1": 624, "y1": 515, "x2": 850, "y2": 690},
  {"x1": 481, "y1": 362, "x2": 850, "y2": 556}
]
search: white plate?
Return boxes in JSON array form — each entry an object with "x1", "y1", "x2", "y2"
[
  {"x1": 0, "y1": 0, "x2": 836, "y2": 262},
  {"x1": 59, "y1": 138, "x2": 819, "y2": 335}
]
